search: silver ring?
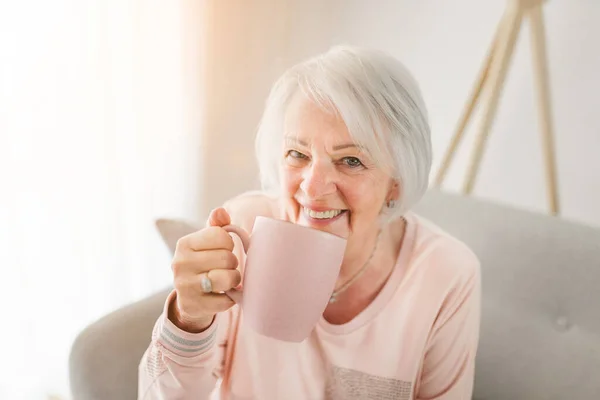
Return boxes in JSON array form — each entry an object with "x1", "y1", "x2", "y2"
[{"x1": 200, "y1": 273, "x2": 213, "y2": 293}]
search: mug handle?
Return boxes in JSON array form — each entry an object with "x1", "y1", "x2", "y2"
[{"x1": 221, "y1": 224, "x2": 250, "y2": 304}]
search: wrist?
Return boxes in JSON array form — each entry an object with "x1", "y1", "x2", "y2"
[{"x1": 168, "y1": 297, "x2": 215, "y2": 334}]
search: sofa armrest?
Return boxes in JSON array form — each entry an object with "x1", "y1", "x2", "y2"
[{"x1": 69, "y1": 289, "x2": 171, "y2": 400}]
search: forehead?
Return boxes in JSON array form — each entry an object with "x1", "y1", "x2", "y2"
[
  {"x1": 280, "y1": 91, "x2": 396, "y2": 173},
  {"x1": 283, "y1": 93, "x2": 357, "y2": 147}
]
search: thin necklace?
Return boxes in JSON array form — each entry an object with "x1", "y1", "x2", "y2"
[{"x1": 329, "y1": 228, "x2": 383, "y2": 304}]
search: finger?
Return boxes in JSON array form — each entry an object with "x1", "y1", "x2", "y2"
[
  {"x1": 177, "y1": 292, "x2": 235, "y2": 319},
  {"x1": 177, "y1": 226, "x2": 235, "y2": 252},
  {"x1": 206, "y1": 207, "x2": 231, "y2": 228},
  {"x1": 171, "y1": 248, "x2": 238, "y2": 275},
  {"x1": 205, "y1": 269, "x2": 242, "y2": 293}
]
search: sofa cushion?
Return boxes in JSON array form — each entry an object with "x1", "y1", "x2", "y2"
[
  {"x1": 413, "y1": 189, "x2": 600, "y2": 400},
  {"x1": 69, "y1": 289, "x2": 171, "y2": 400},
  {"x1": 155, "y1": 218, "x2": 200, "y2": 254}
]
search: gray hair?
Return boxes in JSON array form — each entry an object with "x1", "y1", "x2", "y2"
[{"x1": 254, "y1": 45, "x2": 432, "y2": 222}]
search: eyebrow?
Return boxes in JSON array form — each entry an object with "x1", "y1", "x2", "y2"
[{"x1": 284, "y1": 136, "x2": 363, "y2": 151}]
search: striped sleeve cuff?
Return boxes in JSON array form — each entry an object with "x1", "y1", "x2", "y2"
[{"x1": 157, "y1": 290, "x2": 218, "y2": 358}]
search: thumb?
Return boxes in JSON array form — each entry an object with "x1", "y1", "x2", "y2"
[{"x1": 206, "y1": 207, "x2": 232, "y2": 228}]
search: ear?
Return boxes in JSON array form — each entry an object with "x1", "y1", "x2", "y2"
[
  {"x1": 386, "y1": 180, "x2": 400, "y2": 203},
  {"x1": 155, "y1": 218, "x2": 201, "y2": 255}
]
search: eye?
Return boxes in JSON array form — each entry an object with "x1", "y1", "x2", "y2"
[
  {"x1": 341, "y1": 156, "x2": 364, "y2": 168},
  {"x1": 285, "y1": 149, "x2": 309, "y2": 167},
  {"x1": 287, "y1": 150, "x2": 307, "y2": 159}
]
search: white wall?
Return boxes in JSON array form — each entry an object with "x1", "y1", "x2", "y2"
[
  {"x1": 205, "y1": 0, "x2": 600, "y2": 228},
  {"x1": 328, "y1": 0, "x2": 600, "y2": 227},
  {"x1": 200, "y1": 0, "x2": 292, "y2": 212}
]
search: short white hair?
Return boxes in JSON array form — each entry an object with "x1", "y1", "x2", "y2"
[{"x1": 254, "y1": 45, "x2": 432, "y2": 221}]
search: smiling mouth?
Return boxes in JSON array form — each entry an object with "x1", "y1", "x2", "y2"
[{"x1": 302, "y1": 207, "x2": 347, "y2": 220}]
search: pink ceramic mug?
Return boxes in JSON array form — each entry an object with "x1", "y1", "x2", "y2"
[{"x1": 220, "y1": 216, "x2": 347, "y2": 342}]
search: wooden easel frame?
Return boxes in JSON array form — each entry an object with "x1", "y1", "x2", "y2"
[{"x1": 433, "y1": 0, "x2": 559, "y2": 216}]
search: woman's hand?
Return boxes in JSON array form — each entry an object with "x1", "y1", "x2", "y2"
[{"x1": 168, "y1": 207, "x2": 241, "y2": 333}]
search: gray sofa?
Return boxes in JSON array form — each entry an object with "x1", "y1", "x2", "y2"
[{"x1": 69, "y1": 189, "x2": 600, "y2": 399}]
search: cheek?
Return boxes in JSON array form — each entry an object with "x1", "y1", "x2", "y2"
[
  {"x1": 281, "y1": 166, "x2": 302, "y2": 197},
  {"x1": 339, "y1": 178, "x2": 387, "y2": 215}
]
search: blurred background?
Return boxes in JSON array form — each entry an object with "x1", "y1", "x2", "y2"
[{"x1": 1, "y1": 0, "x2": 598, "y2": 398}]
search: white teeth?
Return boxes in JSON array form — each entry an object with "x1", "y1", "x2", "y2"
[{"x1": 304, "y1": 208, "x2": 343, "y2": 219}]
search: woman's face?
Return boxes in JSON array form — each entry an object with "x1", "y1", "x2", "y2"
[{"x1": 280, "y1": 94, "x2": 396, "y2": 244}]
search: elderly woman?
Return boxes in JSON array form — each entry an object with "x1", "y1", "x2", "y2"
[{"x1": 139, "y1": 46, "x2": 481, "y2": 400}]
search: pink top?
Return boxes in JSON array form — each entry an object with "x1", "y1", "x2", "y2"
[{"x1": 138, "y1": 193, "x2": 481, "y2": 400}]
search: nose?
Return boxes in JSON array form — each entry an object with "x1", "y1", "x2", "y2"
[{"x1": 299, "y1": 160, "x2": 337, "y2": 199}]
